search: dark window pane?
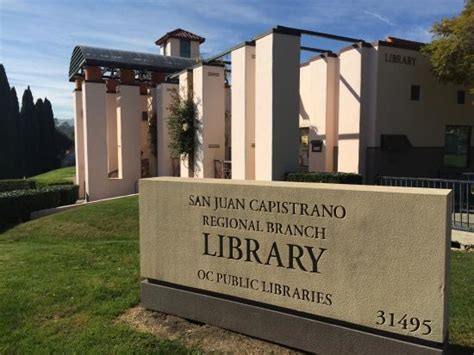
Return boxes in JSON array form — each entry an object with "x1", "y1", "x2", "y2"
[
  {"x1": 180, "y1": 40, "x2": 191, "y2": 58},
  {"x1": 457, "y1": 90, "x2": 466, "y2": 104},
  {"x1": 410, "y1": 85, "x2": 420, "y2": 101}
]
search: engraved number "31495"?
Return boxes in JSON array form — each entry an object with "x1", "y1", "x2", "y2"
[{"x1": 376, "y1": 310, "x2": 432, "y2": 335}]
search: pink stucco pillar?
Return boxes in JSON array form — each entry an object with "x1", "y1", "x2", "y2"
[
  {"x1": 255, "y1": 30, "x2": 301, "y2": 180},
  {"x1": 73, "y1": 83, "x2": 85, "y2": 198},
  {"x1": 231, "y1": 44, "x2": 256, "y2": 180},
  {"x1": 156, "y1": 82, "x2": 179, "y2": 176},
  {"x1": 192, "y1": 64, "x2": 226, "y2": 178}
]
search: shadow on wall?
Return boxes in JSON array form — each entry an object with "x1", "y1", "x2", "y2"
[
  {"x1": 299, "y1": 94, "x2": 310, "y2": 122},
  {"x1": 339, "y1": 75, "x2": 360, "y2": 103}
]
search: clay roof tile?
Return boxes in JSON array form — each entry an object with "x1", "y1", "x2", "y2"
[{"x1": 155, "y1": 28, "x2": 205, "y2": 46}]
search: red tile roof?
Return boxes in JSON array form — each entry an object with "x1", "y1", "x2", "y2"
[{"x1": 155, "y1": 28, "x2": 205, "y2": 46}]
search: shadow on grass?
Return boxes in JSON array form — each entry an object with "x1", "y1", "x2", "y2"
[
  {"x1": 448, "y1": 343, "x2": 474, "y2": 354},
  {"x1": 0, "y1": 222, "x2": 18, "y2": 234}
]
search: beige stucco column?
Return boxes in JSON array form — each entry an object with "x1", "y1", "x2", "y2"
[
  {"x1": 116, "y1": 85, "x2": 141, "y2": 186},
  {"x1": 255, "y1": 30, "x2": 301, "y2": 180},
  {"x1": 231, "y1": 44, "x2": 256, "y2": 180},
  {"x1": 299, "y1": 54, "x2": 340, "y2": 172},
  {"x1": 82, "y1": 81, "x2": 108, "y2": 201},
  {"x1": 73, "y1": 83, "x2": 85, "y2": 198},
  {"x1": 106, "y1": 87, "x2": 119, "y2": 176},
  {"x1": 157, "y1": 82, "x2": 179, "y2": 176},
  {"x1": 337, "y1": 43, "x2": 374, "y2": 176},
  {"x1": 178, "y1": 70, "x2": 194, "y2": 177},
  {"x1": 193, "y1": 64, "x2": 226, "y2": 178}
]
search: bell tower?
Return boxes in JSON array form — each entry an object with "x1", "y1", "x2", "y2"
[{"x1": 155, "y1": 28, "x2": 205, "y2": 59}]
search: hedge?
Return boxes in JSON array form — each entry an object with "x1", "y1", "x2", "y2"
[
  {"x1": 286, "y1": 172, "x2": 363, "y2": 185},
  {"x1": 42, "y1": 185, "x2": 79, "y2": 206},
  {"x1": 0, "y1": 179, "x2": 36, "y2": 192},
  {"x1": 0, "y1": 185, "x2": 79, "y2": 224},
  {"x1": 33, "y1": 179, "x2": 74, "y2": 188}
]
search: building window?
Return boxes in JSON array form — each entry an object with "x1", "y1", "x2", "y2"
[
  {"x1": 444, "y1": 125, "x2": 471, "y2": 168},
  {"x1": 180, "y1": 39, "x2": 191, "y2": 58},
  {"x1": 457, "y1": 90, "x2": 466, "y2": 104},
  {"x1": 299, "y1": 128, "x2": 309, "y2": 170},
  {"x1": 410, "y1": 85, "x2": 420, "y2": 101}
]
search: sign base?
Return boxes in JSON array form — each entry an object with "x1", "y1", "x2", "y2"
[{"x1": 141, "y1": 279, "x2": 445, "y2": 354}]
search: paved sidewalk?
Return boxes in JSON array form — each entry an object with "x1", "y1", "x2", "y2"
[
  {"x1": 30, "y1": 194, "x2": 138, "y2": 220},
  {"x1": 451, "y1": 229, "x2": 474, "y2": 250}
]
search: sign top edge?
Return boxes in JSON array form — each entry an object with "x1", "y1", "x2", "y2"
[{"x1": 139, "y1": 177, "x2": 451, "y2": 196}]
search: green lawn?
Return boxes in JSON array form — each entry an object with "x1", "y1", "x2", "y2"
[
  {"x1": 31, "y1": 166, "x2": 76, "y2": 186},
  {"x1": 0, "y1": 196, "x2": 194, "y2": 353},
  {"x1": 0, "y1": 195, "x2": 473, "y2": 352}
]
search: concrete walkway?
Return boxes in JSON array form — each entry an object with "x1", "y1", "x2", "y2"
[{"x1": 30, "y1": 194, "x2": 138, "y2": 220}]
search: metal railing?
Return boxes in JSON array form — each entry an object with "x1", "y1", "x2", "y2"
[{"x1": 377, "y1": 176, "x2": 474, "y2": 231}]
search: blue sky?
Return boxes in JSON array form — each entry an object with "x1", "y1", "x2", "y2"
[{"x1": 0, "y1": 0, "x2": 465, "y2": 120}]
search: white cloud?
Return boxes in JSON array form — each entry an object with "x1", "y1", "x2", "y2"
[{"x1": 363, "y1": 10, "x2": 395, "y2": 26}]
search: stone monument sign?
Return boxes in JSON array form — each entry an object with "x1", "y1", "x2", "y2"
[{"x1": 140, "y1": 177, "x2": 451, "y2": 354}]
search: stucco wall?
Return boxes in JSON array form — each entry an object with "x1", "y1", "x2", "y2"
[
  {"x1": 326, "y1": 56, "x2": 340, "y2": 172},
  {"x1": 337, "y1": 47, "x2": 363, "y2": 174},
  {"x1": 115, "y1": 85, "x2": 142, "y2": 192},
  {"x1": 299, "y1": 55, "x2": 339, "y2": 172},
  {"x1": 157, "y1": 83, "x2": 178, "y2": 176},
  {"x1": 165, "y1": 38, "x2": 180, "y2": 57},
  {"x1": 81, "y1": 82, "x2": 142, "y2": 201},
  {"x1": 337, "y1": 45, "x2": 377, "y2": 175},
  {"x1": 374, "y1": 44, "x2": 474, "y2": 147},
  {"x1": 255, "y1": 32, "x2": 300, "y2": 180},
  {"x1": 193, "y1": 65, "x2": 226, "y2": 178},
  {"x1": 73, "y1": 89, "x2": 85, "y2": 198},
  {"x1": 106, "y1": 93, "x2": 118, "y2": 176},
  {"x1": 231, "y1": 45, "x2": 255, "y2": 180},
  {"x1": 225, "y1": 85, "x2": 232, "y2": 161},
  {"x1": 359, "y1": 44, "x2": 474, "y2": 180},
  {"x1": 82, "y1": 82, "x2": 109, "y2": 200},
  {"x1": 190, "y1": 41, "x2": 200, "y2": 59}
]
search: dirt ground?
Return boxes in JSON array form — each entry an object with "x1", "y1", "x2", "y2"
[{"x1": 119, "y1": 306, "x2": 303, "y2": 354}]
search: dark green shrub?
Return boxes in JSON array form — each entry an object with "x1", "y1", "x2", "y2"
[
  {"x1": 0, "y1": 189, "x2": 60, "y2": 224},
  {"x1": 34, "y1": 179, "x2": 74, "y2": 188},
  {"x1": 0, "y1": 185, "x2": 79, "y2": 224},
  {"x1": 0, "y1": 179, "x2": 36, "y2": 192},
  {"x1": 286, "y1": 172, "x2": 363, "y2": 185},
  {"x1": 166, "y1": 88, "x2": 198, "y2": 159},
  {"x1": 42, "y1": 185, "x2": 79, "y2": 206}
]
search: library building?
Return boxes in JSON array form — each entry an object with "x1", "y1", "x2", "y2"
[{"x1": 69, "y1": 26, "x2": 474, "y2": 201}]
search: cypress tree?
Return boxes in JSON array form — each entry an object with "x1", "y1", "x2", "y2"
[
  {"x1": 0, "y1": 64, "x2": 12, "y2": 178},
  {"x1": 21, "y1": 87, "x2": 39, "y2": 177},
  {"x1": 43, "y1": 98, "x2": 58, "y2": 170},
  {"x1": 35, "y1": 98, "x2": 47, "y2": 174},
  {"x1": 10, "y1": 87, "x2": 22, "y2": 177}
]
